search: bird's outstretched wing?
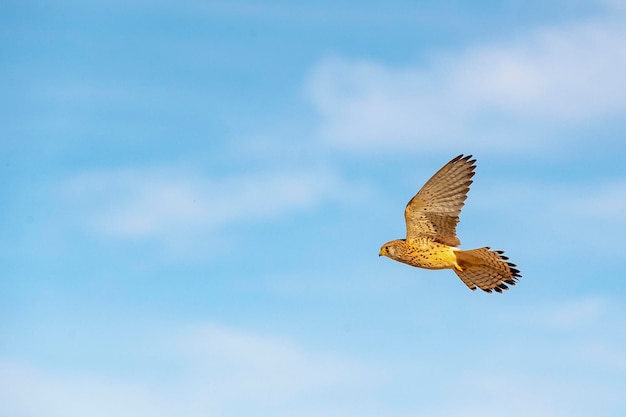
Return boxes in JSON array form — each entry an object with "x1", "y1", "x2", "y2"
[{"x1": 404, "y1": 154, "x2": 476, "y2": 246}]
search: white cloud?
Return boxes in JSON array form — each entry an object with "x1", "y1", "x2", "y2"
[
  {"x1": 0, "y1": 362, "x2": 177, "y2": 417},
  {"x1": 0, "y1": 323, "x2": 378, "y2": 417},
  {"x1": 306, "y1": 17, "x2": 626, "y2": 152},
  {"x1": 59, "y1": 167, "x2": 355, "y2": 240},
  {"x1": 178, "y1": 323, "x2": 376, "y2": 408},
  {"x1": 2, "y1": 318, "x2": 625, "y2": 417},
  {"x1": 418, "y1": 370, "x2": 623, "y2": 417}
]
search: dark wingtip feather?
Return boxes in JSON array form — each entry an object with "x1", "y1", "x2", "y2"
[
  {"x1": 451, "y1": 154, "x2": 465, "y2": 163},
  {"x1": 452, "y1": 154, "x2": 477, "y2": 169},
  {"x1": 508, "y1": 264, "x2": 521, "y2": 277}
]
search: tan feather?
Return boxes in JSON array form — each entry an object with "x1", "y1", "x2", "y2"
[
  {"x1": 404, "y1": 154, "x2": 476, "y2": 246},
  {"x1": 453, "y1": 247, "x2": 521, "y2": 293}
]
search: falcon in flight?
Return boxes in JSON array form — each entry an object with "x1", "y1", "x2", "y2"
[{"x1": 379, "y1": 154, "x2": 521, "y2": 293}]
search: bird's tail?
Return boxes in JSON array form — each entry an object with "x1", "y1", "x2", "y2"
[{"x1": 453, "y1": 247, "x2": 521, "y2": 293}]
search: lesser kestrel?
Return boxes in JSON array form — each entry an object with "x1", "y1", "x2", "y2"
[{"x1": 379, "y1": 154, "x2": 521, "y2": 293}]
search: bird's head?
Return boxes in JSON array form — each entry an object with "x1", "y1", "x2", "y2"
[{"x1": 379, "y1": 239, "x2": 404, "y2": 259}]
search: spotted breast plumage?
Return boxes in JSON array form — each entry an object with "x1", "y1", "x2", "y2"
[{"x1": 379, "y1": 154, "x2": 521, "y2": 293}]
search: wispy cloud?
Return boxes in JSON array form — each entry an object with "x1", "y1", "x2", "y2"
[
  {"x1": 0, "y1": 361, "x2": 176, "y2": 417},
  {"x1": 178, "y1": 323, "x2": 376, "y2": 408},
  {"x1": 306, "y1": 16, "x2": 626, "y2": 152},
  {"x1": 3, "y1": 304, "x2": 622, "y2": 417},
  {"x1": 419, "y1": 369, "x2": 623, "y2": 417},
  {"x1": 0, "y1": 322, "x2": 378, "y2": 417},
  {"x1": 58, "y1": 166, "x2": 356, "y2": 241}
]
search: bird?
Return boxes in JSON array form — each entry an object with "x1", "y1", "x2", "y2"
[{"x1": 379, "y1": 154, "x2": 521, "y2": 293}]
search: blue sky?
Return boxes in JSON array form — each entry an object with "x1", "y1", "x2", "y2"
[{"x1": 2, "y1": 0, "x2": 626, "y2": 416}]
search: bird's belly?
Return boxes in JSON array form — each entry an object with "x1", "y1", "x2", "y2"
[{"x1": 405, "y1": 243, "x2": 457, "y2": 270}]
